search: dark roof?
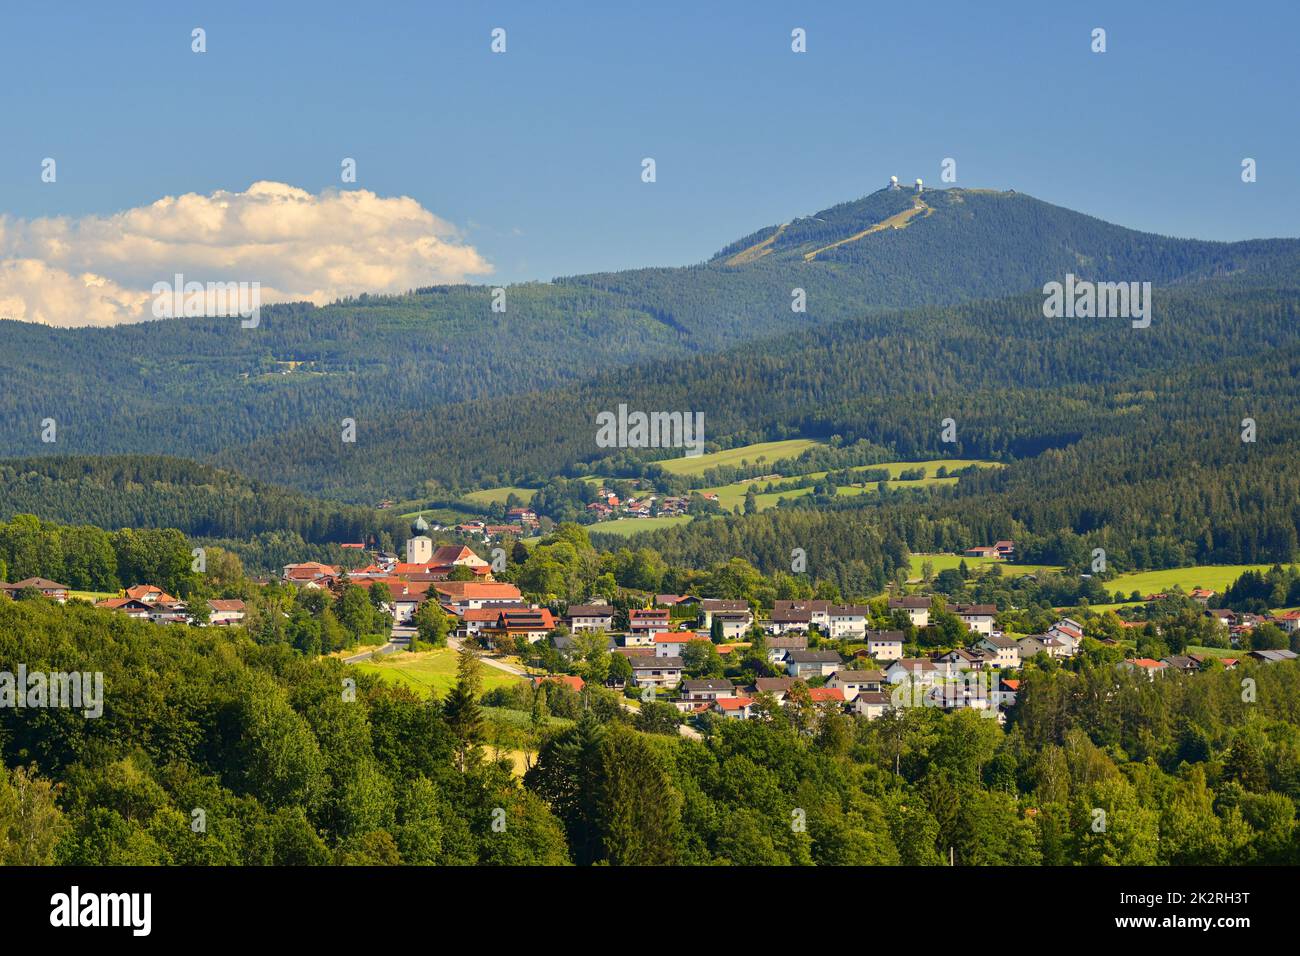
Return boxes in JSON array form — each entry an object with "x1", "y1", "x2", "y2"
[
  {"x1": 682, "y1": 679, "x2": 734, "y2": 692},
  {"x1": 786, "y1": 650, "x2": 843, "y2": 664},
  {"x1": 865, "y1": 630, "x2": 904, "y2": 642},
  {"x1": 632, "y1": 656, "x2": 683, "y2": 669},
  {"x1": 889, "y1": 596, "x2": 932, "y2": 609}
]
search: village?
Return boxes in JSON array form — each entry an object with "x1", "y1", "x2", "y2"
[{"x1": 7, "y1": 523, "x2": 1298, "y2": 731}]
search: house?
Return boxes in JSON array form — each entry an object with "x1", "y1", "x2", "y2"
[
  {"x1": 1249, "y1": 649, "x2": 1299, "y2": 664},
  {"x1": 1123, "y1": 657, "x2": 1168, "y2": 679},
  {"x1": 994, "y1": 678, "x2": 1020, "y2": 707},
  {"x1": 482, "y1": 608, "x2": 556, "y2": 646},
  {"x1": 888, "y1": 595, "x2": 931, "y2": 627},
  {"x1": 953, "y1": 604, "x2": 997, "y2": 636},
  {"x1": 566, "y1": 603, "x2": 614, "y2": 633},
  {"x1": 125, "y1": 584, "x2": 178, "y2": 605},
  {"x1": 1272, "y1": 611, "x2": 1300, "y2": 634},
  {"x1": 655, "y1": 594, "x2": 688, "y2": 607},
  {"x1": 532, "y1": 674, "x2": 585, "y2": 694},
  {"x1": 714, "y1": 696, "x2": 756, "y2": 720},
  {"x1": 963, "y1": 546, "x2": 998, "y2": 559},
  {"x1": 768, "y1": 604, "x2": 812, "y2": 635},
  {"x1": 207, "y1": 599, "x2": 246, "y2": 626},
  {"x1": 679, "y1": 678, "x2": 736, "y2": 702},
  {"x1": 993, "y1": 540, "x2": 1015, "y2": 559},
  {"x1": 1161, "y1": 655, "x2": 1200, "y2": 675},
  {"x1": 94, "y1": 597, "x2": 154, "y2": 619},
  {"x1": 808, "y1": 687, "x2": 846, "y2": 706},
  {"x1": 429, "y1": 544, "x2": 491, "y2": 571},
  {"x1": 827, "y1": 605, "x2": 870, "y2": 639},
  {"x1": 655, "y1": 631, "x2": 705, "y2": 658},
  {"x1": 1046, "y1": 619, "x2": 1085, "y2": 655},
  {"x1": 852, "y1": 691, "x2": 892, "y2": 720},
  {"x1": 864, "y1": 630, "x2": 905, "y2": 661},
  {"x1": 698, "y1": 600, "x2": 753, "y2": 639},
  {"x1": 932, "y1": 648, "x2": 993, "y2": 677},
  {"x1": 751, "y1": 676, "x2": 797, "y2": 701},
  {"x1": 766, "y1": 634, "x2": 809, "y2": 663},
  {"x1": 628, "y1": 608, "x2": 671, "y2": 642},
  {"x1": 771, "y1": 599, "x2": 833, "y2": 633},
  {"x1": 702, "y1": 598, "x2": 754, "y2": 629},
  {"x1": 827, "y1": 669, "x2": 884, "y2": 701},
  {"x1": 458, "y1": 605, "x2": 527, "y2": 638},
  {"x1": 282, "y1": 562, "x2": 339, "y2": 585},
  {"x1": 1207, "y1": 609, "x2": 1237, "y2": 627},
  {"x1": 149, "y1": 602, "x2": 190, "y2": 625},
  {"x1": 1018, "y1": 635, "x2": 1068, "y2": 660},
  {"x1": 977, "y1": 633, "x2": 1021, "y2": 669},
  {"x1": 1189, "y1": 588, "x2": 1216, "y2": 605},
  {"x1": 784, "y1": 649, "x2": 843, "y2": 679},
  {"x1": 1, "y1": 578, "x2": 70, "y2": 602},
  {"x1": 432, "y1": 581, "x2": 523, "y2": 610},
  {"x1": 885, "y1": 659, "x2": 938, "y2": 685},
  {"x1": 630, "y1": 656, "x2": 683, "y2": 690}
]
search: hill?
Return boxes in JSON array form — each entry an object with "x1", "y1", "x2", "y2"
[{"x1": 3, "y1": 186, "x2": 1298, "y2": 501}]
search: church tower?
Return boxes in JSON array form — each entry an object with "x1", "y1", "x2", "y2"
[{"x1": 406, "y1": 515, "x2": 433, "y2": 564}]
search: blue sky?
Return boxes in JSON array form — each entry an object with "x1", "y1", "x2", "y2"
[{"x1": 2, "y1": 0, "x2": 1297, "y2": 287}]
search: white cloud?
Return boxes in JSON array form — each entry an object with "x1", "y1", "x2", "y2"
[{"x1": 0, "y1": 182, "x2": 493, "y2": 327}]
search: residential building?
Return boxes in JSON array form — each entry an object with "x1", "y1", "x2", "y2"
[
  {"x1": 630, "y1": 656, "x2": 683, "y2": 690},
  {"x1": 785, "y1": 649, "x2": 843, "y2": 679},
  {"x1": 888, "y1": 595, "x2": 931, "y2": 627},
  {"x1": 865, "y1": 630, "x2": 905, "y2": 661}
]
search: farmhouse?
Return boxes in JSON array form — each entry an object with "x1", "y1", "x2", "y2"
[{"x1": 0, "y1": 578, "x2": 70, "y2": 602}]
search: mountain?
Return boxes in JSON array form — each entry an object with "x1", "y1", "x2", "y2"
[{"x1": 2, "y1": 186, "x2": 1298, "y2": 501}]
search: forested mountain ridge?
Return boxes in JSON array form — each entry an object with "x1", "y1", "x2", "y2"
[
  {"x1": 212, "y1": 273, "x2": 1300, "y2": 499},
  {"x1": 2, "y1": 187, "x2": 1297, "y2": 487},
  {"x1": 0, "y1": 455, "x2": 401, "y2": 545}
]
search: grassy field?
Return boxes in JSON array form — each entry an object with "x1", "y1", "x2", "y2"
[
  {"x1": 590, "y1": 515, "x2": 693, "y2": 536},
  {"x1": 701, "y1": 458, "x2": 1002, "y2": 511},
  {"x1": 68, "y1": 590, "x2": 117, "y2": 602},
  {"x1": 461, "y1": 486, "x2": 537, "y2": 507},
  {"x1": 352, "y1": 648, "x2": 523, "y2": 697},
  {"x1": 1103, "y1": 564, "x2": 1279, "y2": 598},
  {"x1": 908, "y1": 553, "x2": 1060, "y2": 579},
  {"x1": 655, "y1": 438, "x2": 822, "y2": 477}
]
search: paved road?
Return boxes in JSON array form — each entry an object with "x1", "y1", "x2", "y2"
[{"x1": 343, "y1": 627, "x2": 413, "y2": 664}]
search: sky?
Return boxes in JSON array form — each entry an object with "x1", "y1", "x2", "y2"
[{"x1": 1, "y1": 0, "x2": 1297, "y2": 325}]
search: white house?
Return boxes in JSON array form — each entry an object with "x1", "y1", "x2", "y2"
[
  {"x1": 827, "y1": 669, "x2": 884, "y2": 701},
  {"x1": 785, "y1": 649, "x2": 843, "y2": 679},
  {"x1": 886, "y1": 659, "x2": 938, "y2": 685},
  {"x1": 630, "y1": 656, "x2": 683, "y2": 690},
  {"x1": 865, "y1": 630, "x2": 905, "y2": 661},
  {"x1": 207, "y1": 599, "x2": 247, "y2": 626},
  {"x1": 978, "y1": 633, "x2": 1021, "y2": 669},
  {"x1": 828, "y1": 605, "x2": 870, "y2": 639},
  {"x1": 566, "y1": 603, "x2": 614, "y2": 633},
  {"x1": 888, "y1": 596, "x2": 932, "y2": 627},
  {"x1": 954, "y1": 604, "x2": 997, "y2": 636}
]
